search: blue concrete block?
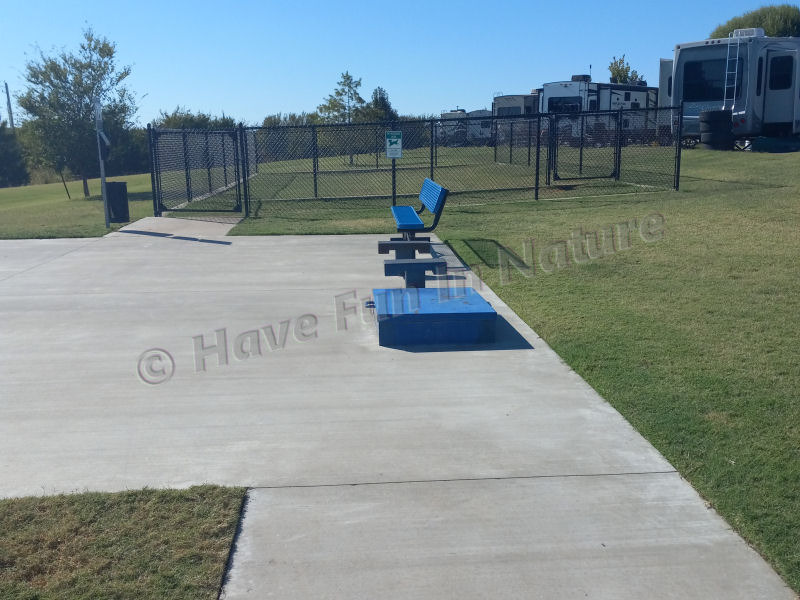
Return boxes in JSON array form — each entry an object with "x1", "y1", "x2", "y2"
[{"x1": 373, "y1": 287, "x2": 497, "y2": 346}]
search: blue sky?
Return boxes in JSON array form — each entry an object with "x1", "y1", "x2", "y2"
[{"x1": 0, "y1": 0, "x2": 775, "y2": 125}]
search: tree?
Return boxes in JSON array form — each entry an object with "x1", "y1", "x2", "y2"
[
  {"x1": 357, "y1": 87, "x2": 399, "y2": 124},
  {"x1": 608, "y1": 55, "x2": 642, "y2": 84},
  {"x1": 710, "y1": 4, "x2": 800, "y2": 38},
  {"x1": 317, "y1": 71, "x2": 365, "y2": 124},
  {"x1": 261, "y1": 111, "x2": 320, "y2": 127},
  {"x1": 0, "y1": 121, "x2": 29, "y2": 187},
  {"x1": 17, "y1": 29, "x2": 136, "y2": 197},
  {"x1": 153, "y1": 106, "x2": 236, "y2": 129}
]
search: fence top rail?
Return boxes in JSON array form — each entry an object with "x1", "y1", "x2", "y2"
[{"x1": 150, "y1": 127, "x2": 239, "y2": 134}]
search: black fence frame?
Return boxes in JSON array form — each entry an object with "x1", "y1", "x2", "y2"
[{"x1": 149, "y1": 106, "x2": 683, "y2": 217}]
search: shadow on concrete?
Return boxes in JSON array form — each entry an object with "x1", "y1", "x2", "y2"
[
  {"x1": 119, "y1": 230, "x2": 232, "y2": 245},
  {"x1": 380, "y1": 315, "x2": 533, "y2": 353}
]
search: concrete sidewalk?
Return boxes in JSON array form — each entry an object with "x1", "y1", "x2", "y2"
[{"x1": 0, "y1": 218, "x2": 792, "y2": 599}]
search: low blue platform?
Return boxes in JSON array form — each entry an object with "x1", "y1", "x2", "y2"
[{"x1": 373, "y1": 287, "x2": 497, "y2": 346}]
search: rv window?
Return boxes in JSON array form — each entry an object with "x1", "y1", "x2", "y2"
[
  {"x1": 548, "y1": 96, "x2": 582, "y2": 112},
  {"x1": 668, "y1": 76, "x2": 672, "y2": 97},
  {"x1": 631, "y1": 102, "x2": 640, "y2": 109},
  {"x1": 756, "y1": 57, "x2": 763, "y2": 96},
  {"x1": 683, "y1": 58, "x2": 742, "y2": 101},
  {"x1": 497, "y1": 106, "x2": 522, "y2": 116},
  {"x1": 769, "y1": 55, "x2": 793, "y2": 90},
  {"x1": 624, "y1": 92, "x2": 631, "y2": 101},
  {"x1": 589, "y1": 99, "x2": 597, "y2": 111}
]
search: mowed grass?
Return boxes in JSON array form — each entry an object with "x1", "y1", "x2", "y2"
[
  {"x1": 0, "y1": 486, "x2": 245, "y2": 599},
  {"x1": 439, "y1": 149, "x2": 800, "y2": 592},
  {"x1": 0, "y1": 173, "x2": 154, "y2": 239}
]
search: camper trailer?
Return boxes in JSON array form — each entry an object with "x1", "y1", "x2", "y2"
[
  {"x1": 662, "y1": 28, "x2": 800, "y2": 137},
  {"x1": 539, "y1": 75, "x2": 659, "y2": 141},
  {"x1": 438, "y1": 109, "x2": 493, "y2": 146},
  {"x1": 540, "y1": 75, "x2": 658, "y2": 114}
]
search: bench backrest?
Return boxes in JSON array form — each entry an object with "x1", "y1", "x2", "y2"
[{"x1": 420, "y1": 178, "x2": 448, "y2": 215}]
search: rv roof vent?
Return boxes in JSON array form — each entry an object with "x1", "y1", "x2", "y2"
[
  {"x1": 571, "y1": 74, "x2": 591, "y2": 82},
  {"x1": 732, "y1": 28, "x2": 766, "y2": 38}
]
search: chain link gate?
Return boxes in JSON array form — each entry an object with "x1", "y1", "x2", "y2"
[{"x1": 148, "y1": 125, "x2": 250, "y2": 216}]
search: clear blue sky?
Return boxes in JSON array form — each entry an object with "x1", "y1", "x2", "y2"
[{"x1": 0, "y1": 0, "x2": 775, "y2": 126}]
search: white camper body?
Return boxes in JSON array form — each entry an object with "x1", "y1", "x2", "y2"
[
  {"x1": 665, "y1": 29, "x2": 800, "y2": 137},
  {"x1": 540, "y1": 78, "x2": 658, "y2": 114},
  {"x1": 438, "y1": 109, "x2": 493, "y2": 145},
  {"x1": 540, "y1": 78, "x2": 658, "y2": 139}
]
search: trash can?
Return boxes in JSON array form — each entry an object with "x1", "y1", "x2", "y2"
[{"x1": 106, "y1": 181, "x2": 129, "y2": 223}]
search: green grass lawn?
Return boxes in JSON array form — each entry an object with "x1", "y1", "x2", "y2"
[
  {"x1": 0, "y1": 173, "x2": 154, "y2": 239},
  {"x1": 1, "y1": 148, "x2": 798, "y2": 593},
  {"x1": 0, "y1": 486, "x2": 245, "y2": 599}
]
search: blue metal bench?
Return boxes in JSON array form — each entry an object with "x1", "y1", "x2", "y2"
[{"x1": 390, "y1": 178, "x2": 448, "y2": 241}]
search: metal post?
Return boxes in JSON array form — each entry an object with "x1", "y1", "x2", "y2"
[
  {"x1": 392, "y1": 159, "x2": 397, "y2": 205},
  {"x1": 182, "y1": 131, "x2": 192, "y2": 202},
  {"x1": 312, "y1": 125, "x2": 319, "y2": 198},
  {"x1": 147, "y1": 124, "x2": 160, "y2": 217},
  {"x1": 579, "y1": 114, "x2": 585, "y2": 175},
  {"x1": 614, "y1": 109, "x2": 623, "y2": 181},
  {"x1": 430, "y1": 119, "x2": 435, "y2": 180},
  {"x1": 546, "y1": 116, "x2": 552, "y2": 186},
  {"x1": 535, "y1": 116, "x2": 541, "y2": 201},
  {"x1": 94, "y1": 102, "x2": 109, "y2": 228},
  {"x1": 375, "y1": 127, "x2": 379, "y2": 169},
  {"x1": 238, "y1": 124, "x2": 249, "y2": 214},
  {"x1": 204, "y1": 130, "x2": 212, "y2": 193},
  {"x1": 674, "y1": 103, "x2": 684, "y2": 190},
  {"x1": 222, "y1": 132, "x2": 228, "y2": 186},
  {"x1": 233, "y1": 128, "x2": 242, "y2": 212}
]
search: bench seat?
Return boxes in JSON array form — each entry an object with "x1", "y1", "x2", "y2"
[{"x1": 391, "y1": 205, "x2": 425, "y2": 229}]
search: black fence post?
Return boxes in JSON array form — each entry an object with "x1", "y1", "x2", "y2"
[
  {"x1": 579, "y1": 114, "x2": 585, "y2": 175},
  {"x1": 674, "y1": 103, "x2": 684, "y2": 190},
  {"x1": 147, "y1": 124, "x2": 160, "y2": 217},
  {"x1": 546, "y1": 116, "x2": 553, "y2": 185},
  {"x1": 614, "y1": 109, "x2": 623, "y2": 181},
  {"x1": 182, "y1": 130, "x2": 192, "y2": 202},
  {"x1": 429, "y1": 119, "x2": 435, "y2": 180},
  {"x1": 204, "y1": 130, "x2": 212, "y2": 193},
  {"x1": 375, "y1": 127, "x2": 379, "y2": 170},
  {"x1": 238, "y1": 124, "x2": 249, "y2": 214},
  {"x1": 232, "y1": 128, "x2": 242, "y2": 212},
  {"x1": 222, "y1": 132, "x2": 228, "y2": 187},
  {"x1": 312, "y1": 124, "x2": 319, "y2": 198},
  {"x1": 534, "y1": 116, "x2": 541, "y2": 201}
]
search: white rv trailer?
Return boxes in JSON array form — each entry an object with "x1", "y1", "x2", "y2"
[
  {"x1": 539, "y1": 75, "x2": 659, "y2": 140},
  {"x1": 438, "y1": 109, "x2": 493, "y2": 145},
  {"x1": 539, "y1": 75, "x2": 658, "y2": 114},
  {"x1": 661, "y1": 28, "x2": 800, "y2": 137}
]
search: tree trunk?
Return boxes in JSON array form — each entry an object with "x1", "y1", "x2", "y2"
[{"x1": 82, "y1": 175, "x2": 90, "y2": 198}]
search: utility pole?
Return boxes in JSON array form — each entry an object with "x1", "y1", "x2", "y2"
[
  {"x1": 95, "y1": 100, "x2": 110, "y2": 228},
  {"x1": 4, "y1": 82, "x2": 15, "y2": 131}
]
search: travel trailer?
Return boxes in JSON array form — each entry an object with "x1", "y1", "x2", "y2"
[
  {"x1": 661, "y1": 28, "x2": 800, "y2": 137},
  {"x1": 492, "y1": 92, "x2": 540, "y2": 117},
  {"x1": 438, "y1": 109, "x2": 493, "y2": 146},
  {"x1": 539, "y1": 75, "x2": 658, "y2": 114}
]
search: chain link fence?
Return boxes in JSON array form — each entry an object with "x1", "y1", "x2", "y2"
[{"x1": 149, "y1": 107, "x2": 682, "y2": 220}]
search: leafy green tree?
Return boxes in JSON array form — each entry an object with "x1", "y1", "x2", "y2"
[
  {"x1": 17, "y1": 29, "x2": 137, "y2": 197},
  {"x1": 711, "y1": 4, "x2": 800, "y2": 38},
  {"x1": 0, "y1": 121, "x2": 29, "y2": 187},
  {"x1": 153, "y1": 107, "x2": 236, "y2": 129},
  {"x1": 608, "y1": 55, "x2": 642, "y2": 84},
  {"x1": 357, "y1": 87, "x2": 399, "y2": 124},
  {"x1": 261, "y1": 111, "x2": 320, "y2": 127},
  {"x1": 317, "y1": 71, "x2": 365, "y2": 124}
]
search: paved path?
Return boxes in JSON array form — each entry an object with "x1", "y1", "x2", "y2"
[{"x1": 0, "y1": 218, "x2": 792, "y2": 599}]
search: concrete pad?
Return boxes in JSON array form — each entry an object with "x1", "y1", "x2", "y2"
[
  {"x1": 222, "y1": 475, "x2": 791, "y2": 599},
  {"x1": 0, "y1": 219, "x2": 793, "y2": 598}
]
